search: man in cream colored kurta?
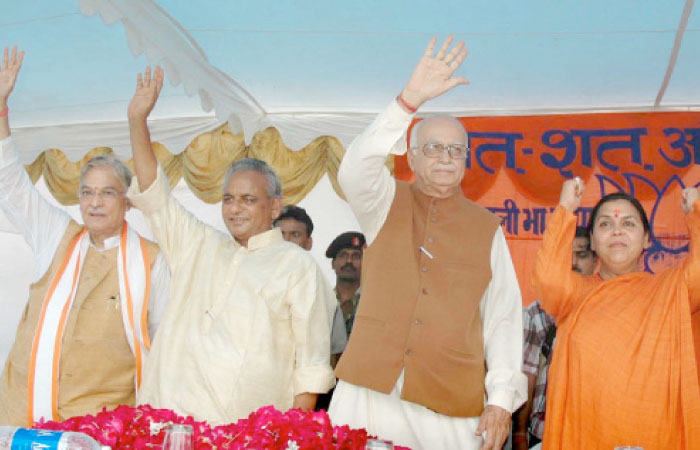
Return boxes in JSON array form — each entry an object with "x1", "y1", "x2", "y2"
[
  {"x1": 127, "y1": 67, "x2": 335, "y2": 425},
  {"x1": 328, "y1": 37, "x2": 526, "y2": 450}
]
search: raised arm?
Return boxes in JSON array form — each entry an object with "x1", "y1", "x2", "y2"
[
  {"x1": 0, "y1": 46, "x2": 23, "y2": 139},
  {"x1": 128, "y1": 66, "x2": 163, "y2": 191},
  {"x1": 126, "y1": 67, "x2": 220, "y2": 267},
  {"x1": 337, "y1": 36, "x2": 469, "y2": 244},
  {"x1": 0, "y1": 46, "x2": 70, "y2": 279},
  {"x1": 532, "y1": 178, "x2": 594, "y2": 321}
]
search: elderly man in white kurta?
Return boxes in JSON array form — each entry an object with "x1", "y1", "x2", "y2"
[
  {"x1": 328, "y1": 37, "x2": 527, "y2": 450},
  {"x1": 0, "y1": 46, "x2": 169, "y2": 426},
  {"x1": 126, "y1": 67, "x2": 335, "y2": 425}
]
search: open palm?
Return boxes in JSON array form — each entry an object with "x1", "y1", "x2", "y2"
[
  {"x1": 128, "y1": 66, "x2": 164, "y2": 120},
  {"x1": 0, "y1": 46, "x2": 24, "y2": 101},
  {"x1": 402, "y1": 36, "x2": 469, "y2": 108}
]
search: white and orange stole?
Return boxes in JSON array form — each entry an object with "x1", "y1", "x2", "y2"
[{"x1": 27, "y1": 222, "x2": 152, "y2": 423}]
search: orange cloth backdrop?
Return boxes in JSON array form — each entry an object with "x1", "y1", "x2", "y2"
[{"x1": 395, "y1": 111, "x2": 700, "y2": 305}]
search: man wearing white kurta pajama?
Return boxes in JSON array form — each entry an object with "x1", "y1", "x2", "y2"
[
  {"x1": 126, "y1": 67, "x2": 335, "y2": 425},
  {"x1": 329, "y1": 37, "x2": 526, "y2": 450}
]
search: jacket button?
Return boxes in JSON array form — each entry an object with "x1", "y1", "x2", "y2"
[
  {"x1": 427, "y1": 236, "x2": 434, "y2": 243},
  {"x1": 421, "y1": 266, "x2": 429, "y2": 272},
  {"x1": 414, "y1": 318, "x2": 422, "y2": 325},
  {"x1": 405, "y1": 349, "x2": 413, "y2": 356},
  {"x1": 422, "y1": 288, "x2": 428, "y2": 295},
  {"x1": 430, "y1": 217, "x2": 438, "y2": 223}
]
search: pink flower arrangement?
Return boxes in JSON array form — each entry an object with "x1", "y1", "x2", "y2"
[{"x1": 36, "y1": 404, "x2": 409, "y2": 449}]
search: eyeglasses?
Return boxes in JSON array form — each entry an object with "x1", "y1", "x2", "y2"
[
  {"x1": 412, "y1": 143, "x2": 470, "y2": 159},
  {"x1": 79, "y1": 188, "x2": 124, "y2": 201}
]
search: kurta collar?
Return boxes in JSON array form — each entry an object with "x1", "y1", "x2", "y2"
[
  {"x1": 245, "y1": 227, "x2": 283, "y2": 251},
  {"x1": 87, "y1": 231, "x2": 120, "y2": 251}
]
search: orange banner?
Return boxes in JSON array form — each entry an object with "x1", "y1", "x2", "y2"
[{"x1": 395, "y1": 111, "x2": 700, "y2": 304}]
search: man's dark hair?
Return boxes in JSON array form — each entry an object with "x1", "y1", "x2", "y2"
[
  {"x1": 575, "y1": 226, "x2": 589, "y2": 239},
  {"x1": 574, "y1": 225, "x2": 595, "y2": 256},
  {"x1": 274, "y1": 205, "x2": 314, "y2": 236}
]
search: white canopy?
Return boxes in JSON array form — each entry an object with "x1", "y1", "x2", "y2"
[{"x1": 3, "y1": 0, "x2": 699, "y2": 161}]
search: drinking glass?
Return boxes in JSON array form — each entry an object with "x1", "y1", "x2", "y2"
[{"x1": 162, "y1": 424, "x2": 193, "y2": 450}]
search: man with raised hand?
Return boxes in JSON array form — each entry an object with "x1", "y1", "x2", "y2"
[
  {"x1": 126, "y1": 67, "x2": 335, "y2": 424},
  {"x1": 329, "y1": 37, "x2": 526, "y2": 449},
  {"x1": 0, "y1": 46, "x2": 169, "y2": 426}
]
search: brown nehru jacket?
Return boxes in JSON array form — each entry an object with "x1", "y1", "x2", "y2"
[{"x1": 335, "y1": 181, "x2": 500, "y2": 417}]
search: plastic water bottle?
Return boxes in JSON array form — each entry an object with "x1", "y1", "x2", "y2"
[{"x1": 0, "y1": 426, "x2": 110, "y2": 449}]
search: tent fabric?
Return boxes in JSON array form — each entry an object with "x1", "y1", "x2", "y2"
[
  {"x1": 20, "y1": 123, "x2": 363, "y2": 206},
  {"x1": 79, "y1": 0, "x2": 265, "y2": 138}
]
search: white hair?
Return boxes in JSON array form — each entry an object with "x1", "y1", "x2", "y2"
[
  {"x1": 409, "y1": 115, "x2": 468, "y2": 151},
  {"x1": 79, "y1": 155, "x2": 132, "y2": 192},
  {"x1": 223, "y1": 158, "x2": 282, "y2": 198}
]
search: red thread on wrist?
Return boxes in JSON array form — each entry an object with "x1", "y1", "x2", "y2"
[
  {"x1": 396, "y1": 94, "x2": 418, "y2": 114},
  {"x1": 0, "y1": 107, "x2": 8, "y2": 118}
]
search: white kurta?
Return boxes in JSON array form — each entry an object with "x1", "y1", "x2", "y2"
[
  {"x1": 128, "y1": 169, "x2": 336, "y2": 425},
  {"x1": 328, "y1": 101, "x2": 527, "y2": 450}
]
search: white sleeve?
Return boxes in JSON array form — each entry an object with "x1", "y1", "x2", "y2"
[
  {"x1": 288, "y1": 262, "x2": 336, "y2": 395},
  {"x1": 0, "y1": 137, "x2": 71, "y2": 282},
  {"x1": 337, "y1": 100, "x2": 414, "y2": 244},
  {"x1": 480, "y1": 227, "x2": 528, "y2": 413},
  {"x1": 147, "y1": 251, "x2": 170, "y2": 337},
  {"x1": 128, "y1": 166, "x2": 219, "y2": 271}
]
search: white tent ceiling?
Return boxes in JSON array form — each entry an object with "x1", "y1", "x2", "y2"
[{"x1": 2, "y1": 0, "x2": 699, "y2": 162}]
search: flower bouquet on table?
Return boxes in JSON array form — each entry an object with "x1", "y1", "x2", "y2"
[{"x1": 35, "y1": 404, "x2": 410, "y2": 449}]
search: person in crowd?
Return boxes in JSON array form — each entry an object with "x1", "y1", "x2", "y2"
[
  {"x1": 532, "y1": 177, "x2": 700, "y2": 448},
  {"x1": 325, "y1": 231, "x2": 365, "y2": 357},
  {"x1": 126, "y1": 66, "x2": 335, "y2": 424},
  {"x1": 0, "y1": 46, "x2": 170, "y2": 426},
  {"x1": 512, "y1": 226, "x2": 597, "y2": 449},
  {"x1": 274, "y1": 205, "x2": 313, "y2": 250},
  {"x1": 328, "y1": 36, "x2": 526, "y2": 450}
]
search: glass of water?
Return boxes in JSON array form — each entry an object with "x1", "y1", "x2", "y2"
[
  {"x1": 365, "y1": 438, "x2": 394, "y2": 449},
  {"x1": 162, "y1": 424, "x2": 193, "y2": 450}
]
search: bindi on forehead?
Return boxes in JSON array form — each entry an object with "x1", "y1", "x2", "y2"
[{"x1": 613, "y1": 209, "x2": 622, "y2": 218}]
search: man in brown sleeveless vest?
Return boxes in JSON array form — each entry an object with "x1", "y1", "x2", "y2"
[
  {"x1": 0, "y1": 46, "x2": 169, "y2": 426},
  {"x1": 328, "y1": 37, "x2": 527, "y2": 450}
]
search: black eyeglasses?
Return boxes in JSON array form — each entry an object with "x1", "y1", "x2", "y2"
[{"x1": 412, "y1": 143, "x2": 470, "y2": 159}]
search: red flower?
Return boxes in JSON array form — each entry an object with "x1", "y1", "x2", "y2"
[{"x1": 35, "y1": 404, "x2": 407, "y2": 449}]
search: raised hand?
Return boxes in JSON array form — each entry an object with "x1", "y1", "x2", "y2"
[
  {"x1": 0, "y1": 46, "x2": 25, "y2": 102},
  {"x1": 681, "y1": 187, "x2": 699, "y2": 214},
  {"x1": 559, "y1": 176, "x2": 585, "y2": 212},
  {"x1": 128, "y1": 66, "x2": 164, "y2": 121},
  {"x1": 400, "y1": 36, "x2": 469, "y2": 110}
]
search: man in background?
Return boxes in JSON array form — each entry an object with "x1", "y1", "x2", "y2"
[
  {"x1": 326, "y1": 231, "x2": 366, "y2": 354},
  {"x1": 274, "y1": 205, "x2": 313, "y2": 250}
]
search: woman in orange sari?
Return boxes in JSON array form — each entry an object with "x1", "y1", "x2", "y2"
[{"x1": 532, "y1": 177, "x2": 700, "y2": 449}]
